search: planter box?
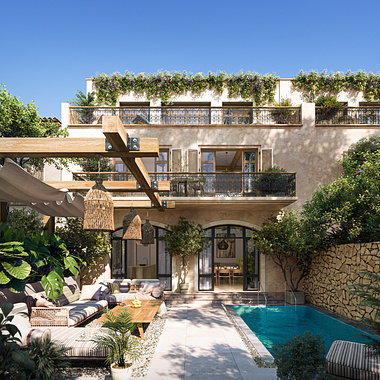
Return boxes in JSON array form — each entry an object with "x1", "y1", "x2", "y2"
[{"x1": 285, "y1": 290, "x2": 305, "y2": 305}]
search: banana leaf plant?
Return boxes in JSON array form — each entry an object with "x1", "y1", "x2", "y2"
[{"x1": 0, "y1": 223, "x2": 84, "y2": 300}]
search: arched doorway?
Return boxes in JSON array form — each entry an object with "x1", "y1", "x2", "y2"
[
  {"x1": 198, "y1": 225, "x2": 259, "y2": 291},
  {"x1": 111, "y1": 226, "x2": 172, "y2": 290}
]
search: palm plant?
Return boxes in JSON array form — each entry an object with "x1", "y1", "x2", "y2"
[
  {"x1": 93, "y1": 308, "x2": 141, "y2": 368},
  {"x1": 69, "y1": 90, "x2": 96, "y2": 124},
  {"x1": 28, "y1": 339, "x2": 70, "y2": 380}
]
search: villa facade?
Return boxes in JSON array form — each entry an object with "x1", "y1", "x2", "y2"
[{"x1": 56, "y1": 76, "x2": 380, "y2": 295}]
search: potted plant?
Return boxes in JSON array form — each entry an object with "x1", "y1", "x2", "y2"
[
  {"x1": 160, "y1": 217, "x2": 207, "y2": 293},
  {"x1": 254, "y1": 211, "x2": 328, "y2": 304},
  {"x1": 270, "y1": 98, "x2": 295, "y2": 124},
  {"x1": 93, "y1": 308, "x2": 141, "y2": 380},
  {"x1": 315, "y1": 95, "x2": 345, "y2": 124},
  {"x1": 253, "y1": 166, "x2": 290, "y2": 196}
]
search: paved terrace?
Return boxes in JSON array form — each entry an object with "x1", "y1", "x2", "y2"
[{"x1": 58, "y1": 303, "x2": 277, "y2": 380}]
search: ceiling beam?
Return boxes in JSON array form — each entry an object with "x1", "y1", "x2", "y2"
[
  {"x1": 44, "y1": 180, "x2": 170, "y2": 192},
  {"x1": 0, "y1": 138, "x2": 159, "y2": 158},
  {"x1": 229, "y1": 151, "x2": 242, "y2": 171}
]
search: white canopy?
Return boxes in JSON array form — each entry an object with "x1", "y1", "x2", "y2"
[{"x1": 0, "y1": 158, "x2": 84, "y2": 217}]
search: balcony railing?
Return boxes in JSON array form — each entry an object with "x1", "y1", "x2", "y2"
[
  {"x1": 73, "y1": 172, "x2": 296, "y2": 198},
  {"x1": 68, "y1": 106, "x2": 302, "y2": 126},
  {"x1": 316, "y1": 106, "x2": 380, "y2": 125}
]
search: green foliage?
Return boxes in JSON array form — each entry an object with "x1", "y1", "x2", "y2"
[
  {"x1": 0, "y1": 84, "x2": 69, "y2": 172},
  {"x1": 302, "y1": 151, "x2": 380, "y2": 244},
  {"x1": 160, "y1": 217, "x2": 207, "y2": 283},
  {"x1": 0, "y1": 303, "x2": 35, "y2": 380},
  {"x1": 254, "y1": 211, "x2": 329, "y2": 292},
  {"x1": 92, "y1": 71, "x2": 278, "y2": 106},
  {"x1": 347, "y1": 271, "x2": 380, "y2": 356},
  {"x1": 341, "y1": 136, "x2": 380, "y2": 175},
  {"x1": 74, "y1": 157, "x2": 112, "y2": 173},
  {"x1": 93, "y1": 308, "x2": 140, "y2": 368},
  {"x1": 0, "y1": 223, "x2": 82, "y2": 299},
  {"x1": 293, "y1": 70, "x2": 380, "y2": 101},
  {"x1": 253, "y1": 166, "x2": 290, "y2": 196},
  {"x1": 69, "y1": 89, "x2": 96, "y2": 124},
  {"x1": 6, "y1": 208, "x2": 43, "y2": 236},
  {"x1": 28, "y1": 338, "x2": 70, "y2": 380},
  {"x1": 272, "y1": 331, "x2": 329, "y2": 380},
  {"x1": 55, "y1": 217, "x2": 111, "y2": 283},
  {"x1": 315, "y1": 95, "x2": 344, "y2": 112}
]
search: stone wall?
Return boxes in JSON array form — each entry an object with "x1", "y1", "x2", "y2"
[{"x1": 304, "y1": 242, "x2": 380, "y2": 322}]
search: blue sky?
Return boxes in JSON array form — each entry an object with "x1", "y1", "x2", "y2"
[{"x1": 1, "y1": 0, "x2": 380, "y2": 117}]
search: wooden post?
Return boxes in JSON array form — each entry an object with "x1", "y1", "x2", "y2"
[
  {"x1": 43, "y1": 216, "x2": 55, "y2": 235},
  {"x1": 0, "y1": 202, "x2": 7, "y2": 223}
]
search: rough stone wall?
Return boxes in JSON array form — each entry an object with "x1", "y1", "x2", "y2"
[{"x1": 304, "y1": 242, "x2": 380, "y2": 322}]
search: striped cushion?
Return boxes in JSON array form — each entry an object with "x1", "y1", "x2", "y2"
[
  {"x1": 54, "y1": 284, "x2": 80, "y2": 307},
  {"x1": 50, "y1": 327, "x2": 109, "y2": 359},
  {"x1": 65, "y1": 300, "x2": 108, "y2": 326},
  {"x1": 326, "y1": 340, "x2": 380, "y2": 380}
]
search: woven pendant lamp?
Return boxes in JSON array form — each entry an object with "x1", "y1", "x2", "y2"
[
  {"x1": 122, "y1": 207, "x2": 142, "y2": 240},
  {"x1": 141, "y1": 219, "x2": 154, "y2": 245},
  {"x1": 83, "y1": 179, "x2": 114, "y2": 231}
]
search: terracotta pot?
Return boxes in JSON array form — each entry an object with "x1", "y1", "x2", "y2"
[{"x1": 110, "y1": 363, "x2": 132, "y2": 380}]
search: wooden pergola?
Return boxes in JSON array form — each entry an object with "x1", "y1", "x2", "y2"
[{"x1": 0, "y1": 116, "x2": 174, "y2": 223}]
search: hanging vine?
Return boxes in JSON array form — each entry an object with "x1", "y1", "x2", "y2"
[
  {"x1": 293, "y1": 70, "x2": 380, "y2": 101},
  {"x1": 92, "y1": 71, "x2": 279, "y2": 106}
]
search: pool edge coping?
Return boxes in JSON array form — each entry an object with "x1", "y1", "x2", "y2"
[{"x1": 222, "y1": 303, "x2": 275, "y2": 365}]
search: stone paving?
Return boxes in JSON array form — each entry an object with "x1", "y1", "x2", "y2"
[{"x1": 56, "y1": 302, "x2": 277, "y2": 380}]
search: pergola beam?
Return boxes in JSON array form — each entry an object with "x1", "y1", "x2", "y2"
[
  {"x1": 0, "y1": 138, "x2": 159, "y2": 158},
  {"x1": 102, "y1": 117, "x2": 163, "y2": 209},
  {"x1": 44, "y1": 180, "x2": 170, "y2": 192},
  {"x1": 113, "y1": 200, "x2": 175, "y2": 209}
]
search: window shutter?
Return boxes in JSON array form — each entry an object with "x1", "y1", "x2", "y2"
[
  {"x1": 171, "y1": 149, "x2": 182, "y2": 172},
  {"x1": 260, "y1": 148, "x2": 273, "y2": 171},
  {"x1": 187, "y1": 149, "x2": 199, "y2": 172}
]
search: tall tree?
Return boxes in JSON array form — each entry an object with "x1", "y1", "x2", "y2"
[{"x1": 0, "y1": 84, "x2": 69, "y2": 172}]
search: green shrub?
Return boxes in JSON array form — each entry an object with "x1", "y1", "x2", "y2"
[{"x1": 272, "y1": 331, "x2": 330, "y2": 380}]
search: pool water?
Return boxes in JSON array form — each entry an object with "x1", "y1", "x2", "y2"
[{"x1": 233, "y1": 305, "x2": 377, "y2": 355}]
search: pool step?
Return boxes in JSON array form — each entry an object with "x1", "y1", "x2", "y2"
[{"x1": 164, "y1": 291, "x2": 279, "y2": 305}]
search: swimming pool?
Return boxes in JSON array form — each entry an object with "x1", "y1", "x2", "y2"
[{"x1": 232, "y1": 305, "x2": 377, "y2": 358}]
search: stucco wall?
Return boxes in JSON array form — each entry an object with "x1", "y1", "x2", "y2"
[{"x1": 304, "y1": 242, "x2": 380, "y2": 322}]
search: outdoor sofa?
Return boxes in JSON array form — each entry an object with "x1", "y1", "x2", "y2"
[{"x1": 326, "y1": 340, "x2": 380, "y2": 380}]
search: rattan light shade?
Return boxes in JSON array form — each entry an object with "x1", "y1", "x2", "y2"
[
  {"x1": 141, "y1": 219, "x2": 154, "y2": 245},
  {"x1": 122, "y1": 207, "x2": 142, "y2": 240},
  {"x1": 83, "y1": 179, "x2": 114, "y2": 231}
]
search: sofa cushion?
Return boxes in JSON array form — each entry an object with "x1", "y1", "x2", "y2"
[
  {"x1": 106, "y1": 293, "x2": 136, "y2": 304},
  {"x1": 79, "y1": 284, "x2": 103, "y2": 301},
  {"x1": 326, "y1": 340, "x2": 380, "y2": 380},
  {"x1": 65, "y1": 300, "x2": 108, "y2": 326},
  {"x1": 35, "y1": 297, "x2": 55, "y2": 308},
  {"x1": 151, "y1": 286, "x2": 163, "y2": 299},
  {"x1": 54, "y1": 284, "x2": 80, "y2": 307}
]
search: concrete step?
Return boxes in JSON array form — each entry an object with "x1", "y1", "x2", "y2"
[{"x1": 164, "y1": 291, "x2": 280, "y2": 305}]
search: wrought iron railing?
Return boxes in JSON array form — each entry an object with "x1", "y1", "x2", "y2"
[
  {"x1": 316, "y1": 106, "x2": 380, "y2": 125},
  {"x1": 73, "y1": 172, "x2": 296, "y2": 198},
  {"x1": 68, "y1": 106, "x2": 302, "y2": 126}
]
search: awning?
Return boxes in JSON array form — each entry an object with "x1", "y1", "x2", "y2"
[{"x1": 0, "y1": 158, "x2": 84, "y2": 217}]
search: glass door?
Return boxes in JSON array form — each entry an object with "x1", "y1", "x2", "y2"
[
  {"x1": 111, "y1": 229, "x2": 127, "y2": 278},
  {"x1": 156, "y1": 227, "x2": 172, "y2": 290},
  {"x1": 243, "y1": 150, "x2": 257, "y2": 195},
  {"x1": 201, "y1": 151, "x2": 215, "y2": 194},
  {"x1": 198, "y1": 228, "x2": 214, "y2": 290}
]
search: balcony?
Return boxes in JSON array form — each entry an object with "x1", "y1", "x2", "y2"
[
  {"x1": 316, "y1": 106, "x2": 380, "y2": 125},
  {"x1": 73, "y1": 172, "x2": 296, "y2": 198},
  {"x1": 68, "y1": 106, "x2": 302, "y2": 126}
]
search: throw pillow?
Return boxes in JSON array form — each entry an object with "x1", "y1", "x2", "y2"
[
  {"x1": 35, "y1": 297, "x2": 55, "y2": 308},
  {"x1": 79, "y1": 284, "x2": 102, "y2": 301},
  {"x1": 107, "y1": 282, "x2": 121, "y2": 294},
  {"x1": 151, "y1": 286, "x2": 162, "y2": 299}
]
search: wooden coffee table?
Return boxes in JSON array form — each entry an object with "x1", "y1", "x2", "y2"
[{"x1": 96, "y1": 299, "x2": 163, "y2": 340}]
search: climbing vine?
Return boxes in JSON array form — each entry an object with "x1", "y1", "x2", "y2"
[
  {"x1": 293, "y1": 70, "x2": 380, "y2": 101},
  {"x1": 92, "y1": 71, "x2": 279, "y2": 106}
]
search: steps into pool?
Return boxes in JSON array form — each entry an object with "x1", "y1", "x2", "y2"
[{"x1": 164, "y1": 291, "x2": 279, "y2": 305}]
